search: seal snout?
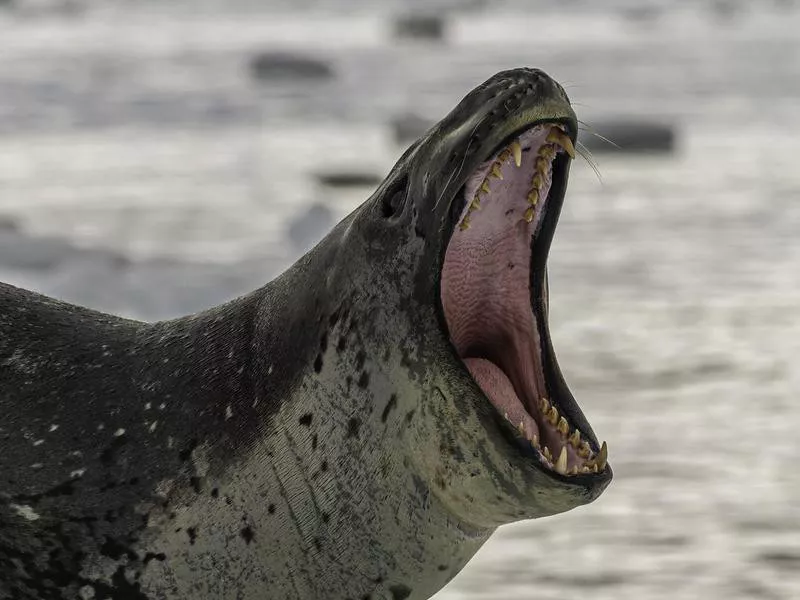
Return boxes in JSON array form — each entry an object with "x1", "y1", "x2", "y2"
[{"x1": 439, "y1": 117, "x2": 609, "y2": 483}]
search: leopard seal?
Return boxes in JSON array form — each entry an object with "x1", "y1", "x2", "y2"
[{"x1": 0, "y1": 67, "x2": 612, "y2": 600}]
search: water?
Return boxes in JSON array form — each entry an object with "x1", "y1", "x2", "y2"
[{"x1": 1, "y1": 1, "x2": 799, "y2": 598}]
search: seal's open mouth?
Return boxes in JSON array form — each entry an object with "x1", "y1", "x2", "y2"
[{"x1": 441, "y1": 121, "x2": 608, "y2": 478}]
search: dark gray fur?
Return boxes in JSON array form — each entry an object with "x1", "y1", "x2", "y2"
[{"x1": 0, "y1": 68, "x2": 610, "y2": 600}]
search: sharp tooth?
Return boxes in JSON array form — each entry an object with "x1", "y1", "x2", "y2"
[
  {"x1": 504, "y1": 411, "x2": 509, "y2": 421},
  {"x1": 526, "y1": 190, "x2": 539, "y2": 206},
  {"x1": 523, "y1": 206, "x2": 535, "y2": 223},
  {"x1": 596, "y1": 441, "x2": 608, "y2": 469},
  {"x1": 580, "y1": 441, "x2": 592, "y2": 457},
  {"x1": 540, "y1": 144, "x2": 556, "y2": 160},
  {"x1": 581, "y1": 465, "x2": 591, "y2": 474},
  {"x1": 517, "y1": 421, "x2": 525, "y2": 435},
  {"x1": 569, "y1": 429, "x2": 582, "y2": 448},
  {"x1": 543, "y1": 446, "x2": 552, "y2": 462},
  {"x1": 459, "y1": 216, "x2": 470, "y2": 231},
  {"x1": 490, "y1": 164, "x2": 504, "y2": 180},
  {"x1": 547, "y1": 128, "x2": 576, "y2": 159},
  {"x1": 511, "y1": 141, "x2": 522, "y2": 167},
  {"x1": 547, "y1": 406, "x2": 559, "y2": 426},
  {"x1": 536, "y1": 156, "x2": 549, "y2": 174},
  {"x1": 480, "y1": 181, "x2": 491, "y2": 194},
  {"x1": 540, "y1": 397, "x2": 550, "y2": 413},
  {"x1": 531, "y1": 173, "x2": 543, "y2": 189},
  {"x1": 470, "y1": 197, "x2": 481, "y2": 211},
  {"x1": 591, "y1": 463, "x2": 599, "y2": 473},
  {"x1": 555, "y1": 446, "x2": 568, "y2": 475},
  {"x1": 557, "y1": 417, "x2": 569, "y2": 436},
  {"x1": 568, "y1": 466, "x2": 579, "y2": 476},
  {"x1": 530, "y1": 434, "x2": 540, "y2": 448}
]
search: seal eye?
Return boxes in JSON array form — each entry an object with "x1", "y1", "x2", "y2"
[{"x1": 381, "y1": 177, "x2": 408, "y2": 219}]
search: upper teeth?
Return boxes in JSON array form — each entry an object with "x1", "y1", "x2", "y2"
[{"x1": 457, "y1": 125, "x2": 575, "y2": 232}]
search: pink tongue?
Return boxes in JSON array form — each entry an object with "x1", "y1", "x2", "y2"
[{"x1": 463, "y1": 357, "x2": 540, "y2": 438}]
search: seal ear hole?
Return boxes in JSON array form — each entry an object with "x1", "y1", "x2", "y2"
[{"x1": 381, "y1": 176, "x2": 409, "y2": 219}]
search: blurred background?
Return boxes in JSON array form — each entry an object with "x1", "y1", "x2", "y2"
[{"x1": 1, "y1": 0, "x2": 799, "y2": 598}]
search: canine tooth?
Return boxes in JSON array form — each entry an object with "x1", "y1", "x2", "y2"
[
  {"x1": 596, "y1": 441, "x2": 608, "y2": 469},
  {"x1": 547, "y1": 406, "x2": 559, "y2": 426},
  {"x1": 546, "y1": 128, "x2": 576, "y2": 159},
  {"x1": 480, "y1": 181, "x2": 490, "y2": 194},
  {"x1": 517, "y1": 421, "x2": 525, "y2": 435},
  {"x1": 555, "y1": 446, "x2": 568, "y2": 475},
  {"x1": 531, "y1": 173, "x2": 543, "y2": 189},
  {"x1": 543, "y1": 446, "x2": 552, "y2": 462},
  {"x1": 523, "y1": 206, "x2": 535, "y2": 223},
  {"x1": 530, "y1": 434, "x2": 540, "y2": 448},
  {"x1": 491, "y1": 164, "x2": 504, "y2": 180},
  {"x1": 511, "y1": 141, "x2": 522, "y2": 167},
  {"x1": 526, "y1": 190, "x2": 539, "y2": 206},
  {"x1": 569, "y1": 429, "x2": 582, "y2": 448},
  {"x1": 557, "y1": 417, "x2": 569, "y2": 436}
]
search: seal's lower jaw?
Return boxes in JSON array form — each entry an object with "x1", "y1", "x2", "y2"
[{"x1": 441, "y1": 122, "x2": 610, "y2": 484}]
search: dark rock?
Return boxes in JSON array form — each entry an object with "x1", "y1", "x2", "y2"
[
  {"x1": 392, "y1": 14, "x2": 447, "y2": 42},
  {"x1": 578, "y1": 120, "x2": 677, "y2": 155},
  {"x1": 249, "y1": 52, "x2": 334, "y2": 82},
  {"x1": 390, "y1": 113, "x2": 434, "y2": 146},
  {"x1": 314, "y1": 171, "x2": 382, "y2": 188}
]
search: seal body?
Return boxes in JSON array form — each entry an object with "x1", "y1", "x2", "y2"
[{"x1": 0, "y1": 68, "x2": 611, "y2": 600}]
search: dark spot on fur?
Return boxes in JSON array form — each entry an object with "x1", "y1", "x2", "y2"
[
  {"x1": 355, "y1": 350, "x2": 366, "y2": 370},
  {"x1": 437, "y1": 564, "x2": 448, "y2": 571},
  {"x1": 321, "y1": 461, "x2": 329, "y2": 472},
  {"x1": 312, "y1": 434, "x2": 318, "y2": 450},
  {"x1": 143, "y1": 552, "x2": 167, "y2": 564},
  {"x1": 405, "y1": 410, "x2": 415, "y2": 423},
  {"x1": 328, "y1": 310, "x2": 340, "y2": 327},
  {"x1": 389, "y1": 584, "x2": 412, "y2": 600},
  {"x1": 346, "y1": 417, "x2": 361, "y2": 439},
  {"x1": 357, "y1": 371, "x2": 370, "y2": 389},
  {"x1": 190, "y1": 476, "x2": 203, "y2": 494},
  {"x1": 128, "y1": 477, "x2": 139, "y2": 486},
  {"x1": 345, "y1": 375, "x2": 353, "y2": 388},
  {"x1": 320, "y1": 332, "x2": 328, "y2": 353},
  {"x1": 187, "y1": 526, "x2": 198, "y2": 545},
  {"x1": 322, "y1": 512, "x2": 330, "y2": 524},
  {"x1": 240, "y1": 526, "x2": 255, "y2": 544},
  {"x1": 299, "y1": 413, "x2": 313, "y2": 427},
  {"x1": 100, "y1": 537, "x2": 137, "y2": 561},
  {"x1": 99, "y1": 434, "x2": 128, "y2": 466},
  {"x1": 210, "y1": 487, "x2": 219, "y2": 498},
  {"x1": 314, "y1": 354, "x2": 323, "y2": 373},
  {"x1": 178, "y1": 439, "x2": 198, "y2": 462},
  {"x1": 381, "y1": 394, "x2": 397, "y2": 423},
  {"x1": 268, "y1": 504, "x2": 276, "y2": 514},
  {"x1": 337, "y1": 335, "x2": 347, "y2": 352},
  {"x1": 313, "y1": 537, "x2": 322, "y2": 551}
]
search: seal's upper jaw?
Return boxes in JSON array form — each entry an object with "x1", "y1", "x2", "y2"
[{"x1": 440, "y1": 118, "x2": 611, "y2": 485}]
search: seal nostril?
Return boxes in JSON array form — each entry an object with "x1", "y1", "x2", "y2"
[{"x1": 381, "y1": 176, "x2": 409, "y2": 219}]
